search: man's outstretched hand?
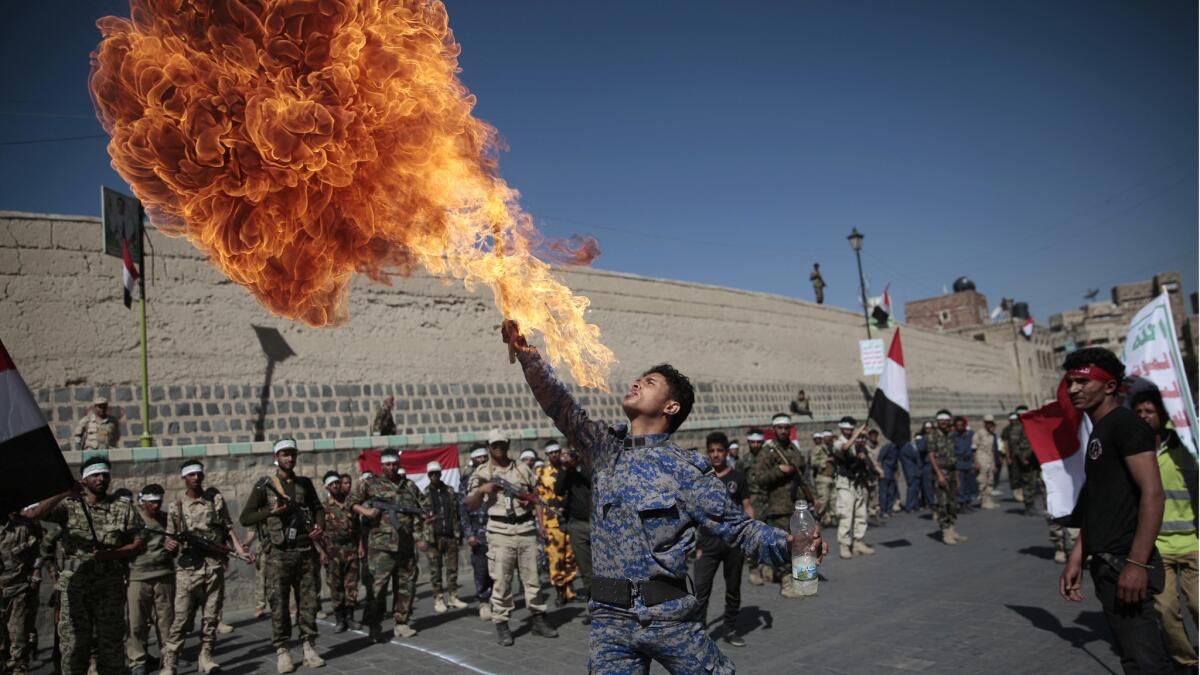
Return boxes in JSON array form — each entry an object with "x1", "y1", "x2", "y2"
[{"x1": 501, "y1": 320, "x2": 536, "y2": 356}]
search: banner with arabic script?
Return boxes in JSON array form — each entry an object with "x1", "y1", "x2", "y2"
[{"x1": 1124, "y1": 292, "x2": 1198, "y2": 458}]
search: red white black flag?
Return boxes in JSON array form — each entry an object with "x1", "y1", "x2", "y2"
[
  {"x1": 1020, "y1": 378, "x2": 1090, "y2": 518},
  {"x1": 122, "y1": 238, "x2": 139, "y2": 309},
  {"x1": 0, "y1": 339, "x2": 75, "y2": 513},
  {"x1": 872, "y1": 284, "x2": 892, "y2": 324},
  {"x1": 868, "y1": 328, "x2": 910, "y2": 445},
  {"x1": 1021, "y1": 317, "x2": 1034, "y2": 339}
]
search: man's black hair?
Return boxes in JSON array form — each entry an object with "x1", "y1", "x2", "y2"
[
  {"x1": 839, "y1": 415, "x2": 857, "y2": 426},
  {"x1": 181, "y1": 460, "x2": 204, "y2": 472},
  {"x1": 141, "y1": 483, "x2": 164, "y2": 496},
  {"x1": 470, "y1": 443, "x2": 486, "y2": 451},
  {"x1": 643, "y1": 363, "x2": 694, "y2": 434},
  {"x1": 1062, "y1": 347, "x2": 1125, "y2": 383},
  {"x1": 324, "y1": 470, "x2": 340, "y2": 483},
  {"x1": 705, "y1": 431, "x2": 729, "y2": 448},
  {"x1": 1130, "y1": 388, "x2": 1169, "y2": 429},
  {"x1": 81, "y1": 454, "x2": 109, "y2": 471},
  {"x1": 113, "y1": 488, "x2": 133, "y2": 499}
]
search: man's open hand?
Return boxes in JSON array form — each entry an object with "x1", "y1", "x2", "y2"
[{"x1": 501, "y1": 320, "x2": 535, "y2": 356}]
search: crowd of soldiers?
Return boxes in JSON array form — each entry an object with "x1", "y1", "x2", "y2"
[{"x1": 0, "y1": 395, "x2": 1077, "y2": 675}]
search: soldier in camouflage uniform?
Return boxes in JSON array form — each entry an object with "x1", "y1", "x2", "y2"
[
  {"x1": 927, "y1": 410, "x2": 969, "y2": 545},
  {"x1": 239, "y1": 439, "x2": 326, "y2": 673},
  {"x1": 752, "y1": 414, "x2": 816, "y2": 598},
  {"x1": 458, "y1": 447, "x2": 494, "y2": 619},
  {"x1": 72, "y1": 398, "x2": 119, "y2": 451},
  {"x1": 1001, "y1": 411, "x2": 1023, "y2": 502},
  {"x1": 741, "y1": 429, "x2": 768, "y2": 586},
  {"x1": 503, "y1": 320, "x2": 826, "y2": 674},
  {"x1": 421, "y1": 461, "x2": 468, "y2": 614},
  {"x1": 1, "y1": 507, "x2": 44, "y2": 675},
  {"x1": 348, "y1": 449, "x2": 430, "y2": 641},
  {"x1": 816, "y1": 432, "x2": 838, "y2": 526},
  {"x1": 533, "y1": 442, "x2": 578, "y2": 606},
  {"x1": 125, "y1": 484, "x2": 174, "y2": 675},
  {"x1": 321, "y1": 470, "x2": 360, "y2": 632},
  {"x1": 1009, "y1": 406, "x2": 1040, "y2": 516},
  {"x1": 32, "y1": 455, "x2": 145, "y2": 675},
  {"x1": 371, "y1": 396, "x2": 397, "y2": 436},
  {"x1": 161, "y1": 462, "x2": 249, "y2": 675}
]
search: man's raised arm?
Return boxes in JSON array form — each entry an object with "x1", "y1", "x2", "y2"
[{"x1": 502, "y1": 320, "x2": 604, "y2": 454}]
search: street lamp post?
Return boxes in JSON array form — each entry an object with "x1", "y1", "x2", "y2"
[{"x1": 847, "y1": 228, "x2": 871, "y2": 339}]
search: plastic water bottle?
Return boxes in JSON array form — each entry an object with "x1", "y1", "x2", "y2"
[{"x1": 789, "y1": 499, "x2": 819, "y2": 596}]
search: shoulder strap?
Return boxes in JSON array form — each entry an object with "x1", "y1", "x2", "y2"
[{"x1": 176, "y1": 500, "x2": 187, "y2": 533}]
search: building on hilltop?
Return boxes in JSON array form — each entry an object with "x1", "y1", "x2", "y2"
[{"x1": 903, "y1": 277, "x2": 990, "y2": 333}]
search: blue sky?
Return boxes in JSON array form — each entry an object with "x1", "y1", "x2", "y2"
[{"x1": 0, "y1": 1, "x2": 1195, "y2": 322}]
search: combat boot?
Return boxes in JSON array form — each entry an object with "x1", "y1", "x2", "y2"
[
  {"x1": 1054, "y1": 549, "x2": 1067, "y2": 564},
  {"x1": 1012, "y1": 488, "x2": 1024, "y2": 502},
  {"x1": 950, "y1": 527, "x2": 968, "y2": 543},
  {"x1": 839, "y1": 544, "x2": 852, "y2": 559},
  {"x1": 779, "y1": 576, "x2": 805, "y2": 599},
  {"x1": 394, "y1": 623, "x2": 417, "y2": 638},
  {"x1": 159, "y1": 650, "x2": 177, "y2": 675},
  {"x1": 941, "y1": 528, "x2": 958, "y2": 545},
  {"x1": 333, "y1": 609, "x2": 348, "y2": 633},
  {"x1": 368, "y1": 623, "x2": 387, "y2": 643},
  {"x1": 198, "y1": 645, "x2": 221, "y2": 673},
  {"x1": 446, "y1": 593, "x2": 468, "y2": 609},
  {"x1": 852, "y1": 540, "x2": 876, "y2": 556},
  {"x1": 433, "y1": 595, "x2": 448, "y2": 613},
  {"x1": 301, "y1": 641, "x2": 325, "y2": 668},
  {"x1": 275, "y1": 648, "x2": 295, "y2": 674},
  {"x1": 748, "y1": 565, "x2": 763, "y2": 586},
  {"x1": 759, "y1": 564, "x2": 775, "y2": 583},
  {"x1": 217, "y1": 621, "x2": 233, "y2": 634},
  {"x1": 479, "y1": 603, "x2": 492, "y2": 621},
  {"x1": 722, "y1": 625, "x2": 747, "y2": 647},
  {"x1": 530, "y1": 614, "x2": 559, "y2": 638},
  {"x1": 496, "y1": 621, "x2": 514, "y2": 647}
]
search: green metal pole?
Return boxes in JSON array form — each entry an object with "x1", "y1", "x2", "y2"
[{"x1": 137, "y1": 206, "x2": 153, "y2": 447}]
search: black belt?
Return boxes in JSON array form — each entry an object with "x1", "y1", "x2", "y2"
[
  {"x1": 591, "y1": 575, "x2": 691, "y2": 609},
  {"x1": 488, "y1": 513, "x2": 533, "y2": 525}
]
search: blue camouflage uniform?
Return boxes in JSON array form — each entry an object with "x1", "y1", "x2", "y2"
[
  {"x1": 457, "y1": 467, "x2": 493, "y2": 604},
  {"x1": 517, "y1": 349, "x2": 788, "y2": 674},
  {"x1": 877, "y1": 442, "x2": 899, "y2": 515},
  {"x1": 952, "y1": 429, "x2": 976, "y2": 506},
  {"x1": 917, "y1": 436, "x2": 935, "y2": 508}
]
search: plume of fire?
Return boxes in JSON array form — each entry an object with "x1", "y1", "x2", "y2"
[{"x1": 89, "y1": 0, "x2": 614, "y2": 388}]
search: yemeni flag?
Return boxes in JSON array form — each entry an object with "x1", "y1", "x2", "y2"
[
  {"x1": 121, "y1": 238, "x2": 139, "y2": 309},
  {"x1": 0, "y1": 340, "x2": 76, "y2": 514},
  {"x1": 1020, "y1": 317, "x2": 1034, "y2": 339},
  {"x1": 872, "y1": 284, "x2": 892, "y2": 324},
  {"x1": 868, "y1": 328, "x2": 910, "y2": 445},
  {"x1": 1020, "y1": 378, "x2": 1092, "y2": 518},
  {"x1": 358, "y1": 444, "x2": 461, "y2": 491}
]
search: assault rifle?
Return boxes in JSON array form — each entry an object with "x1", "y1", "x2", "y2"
[
  {"x1": 145, "y1": 528, "x2": 250, "y2": 562},
  {"x1": 365, "y1": 499, "x2": 430, "y2": 533},
  {"x1": 490, "y1": 476, "x2": 562, "y2": 520},
  {"x1": 258, "y1": 479, "x2": 329, "y2": 557}
]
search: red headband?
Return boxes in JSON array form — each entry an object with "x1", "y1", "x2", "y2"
[{"x1": 1066, "y1": 365, "x2": 1116, "y2": 383}]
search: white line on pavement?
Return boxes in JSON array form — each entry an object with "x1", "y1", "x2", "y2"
[{"x1": 316, "y1": 619, "x2": 495, "y2": 674}]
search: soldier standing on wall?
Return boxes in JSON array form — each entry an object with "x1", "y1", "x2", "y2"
[
  {"x1": 349, "y1": 450, "x2": 429, "y2": 641},
  {"x1": 320, "y1": 471, "x2": 360, "y2": 633},
  {"x1": 810, "y1": 263, "x2": 826, "y2": 304},
  {"x1": 73, "y1": 398, "x2": 119, "y2": 451},
  {"x1": 30, "y1": 455, "x2": 145, "y2": 675},
  {"x1": 239, "y1": 439, "x2": 326, "y2": 674},
  {"x1": 371, "y1": 396, "x2": 397, "y2": 436},
  {"x1": 160, "y1": 462, "x2": 250, "y2": 675}
]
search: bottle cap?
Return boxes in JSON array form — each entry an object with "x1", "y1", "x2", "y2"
[{"x1": 794, "y1": 500, "x2": 809, "y2": 509}]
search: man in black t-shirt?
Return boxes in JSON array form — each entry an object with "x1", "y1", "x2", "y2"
[
  {"x1": 1058, "y1": 348, "x2": 1172, "y2": 674},
  {"x1": 693, "y1": 432, "x2": 754, "y2": 648}
]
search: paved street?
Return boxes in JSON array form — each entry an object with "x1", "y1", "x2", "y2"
[{"x1": 29, "y1": 489, "x2": 1130, "y2": 674}]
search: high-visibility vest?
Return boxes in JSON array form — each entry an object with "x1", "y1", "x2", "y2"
[{"x1": 1155, "y1": 431, "x2": 1198, "y2": 557}]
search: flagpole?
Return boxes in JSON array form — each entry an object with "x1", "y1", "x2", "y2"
[{"x1": 137, "y1": 204, "x2": 153, "y2": 448}]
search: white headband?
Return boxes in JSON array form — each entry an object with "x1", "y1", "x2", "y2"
[
  {"x1": 520, "y1": 450, "x2": 537, "y2": 460},
  {"x1": 180, "y1": 463, "x2": 204, "y2": 477},
  {"x1": 81, "y1": 462, "x2": 110, "y2": 479},
  {"x1": 838, "y1": 422, "x2": 854, "y2": 429},
  {"x1": 821, "y1": 431, "x2": 833, "y2": 438},
  {"x1": 469, "y1": 448, "x2": 488, "y2": 459},
  {"x1": 324, "y1": 475, "x2": 340, "y2": 487},
  {"x1": 746, "y1": 433, "x2": 764, "y2": 442},
  {"x1": 771, "y1": 415, "x2": 791, "y2": 426},
  {"x1": 380, "y1": 451, "x2": 400, "y2": 462},
  {"x1": 139, "y1": 493, "x2": 163, "y2": 502},
  {"x1": 936, "y1": 413, "x2": 952, "y2": 421},
  {"x1": 544, "y1": 444, "x2": 562, "y2": 453}
]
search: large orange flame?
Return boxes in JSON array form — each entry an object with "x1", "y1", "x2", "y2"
[{"x1": 89, "y1": 0, "x2": 614, "y2": 388}]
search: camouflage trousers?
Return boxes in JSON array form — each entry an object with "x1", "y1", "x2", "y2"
[
  {"x1": 268, "y1": 548, "x2": 320, "y2": 649},
  {"x1": 163, "y1": 562, "x2": 224, "y2": 656},
  {"x1": 590, "y1": 615, "x2": 734, "y2": 674},
  {"x1": 126, "y1": 575, "x2": 174, "y2": 668},
  {"x1": 542, "y1": 519, "x2": 577, "y2": 595},
  {"x1": 365, "y1": 547, "x2": 417, "y2": 627},
  {"x1": 424, "y1": 536, "x2": 460, "y2": 596},
  {"x1": 2, "y1": 585, "x2": 35, "y2": 674},
  {"x1": 1019, "y1": 466, "x2": 1041, "y2": 512},
  {"x1": 814, "y1": 476, "x2": 837, "y2": 524},
  {"x1": 326, "y1": 545, "x2": 360, "y2": 612},
  {"x1": 254, "y1": 540, "x2": 269, "y2": 611},
  {"x1": 58, "y1": 570, "x2": 128, "y2": 675},
  {"x1": 1048, "y1": 519, "x2": 1078, "y2": 554},
  {"x1": 933, "y1": 470, "x2": 958, "y2": 529},
  {"x1": 865, "y1": 473, "x2": 881, "y2": 518}
]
